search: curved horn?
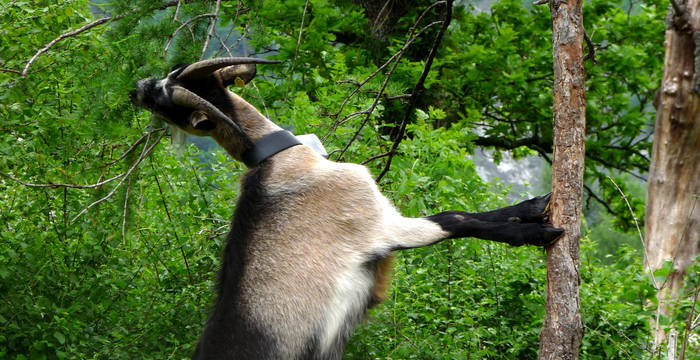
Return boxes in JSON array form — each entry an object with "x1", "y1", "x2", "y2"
[
  {"x1": 177, "y1": 57, "x2": 281, "y2": 80},
  {"x1": 170, "y1": 85, "x2": 253, "y2": 147},
  {"x1": 216, "y1": 64, "x2": 257, "y2": 87}
]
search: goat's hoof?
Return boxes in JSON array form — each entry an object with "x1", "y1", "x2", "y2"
[
  {"x1": 512, "y1": 224, "x2": 564, "y2": 247},
  {"x1": 538, "y1": 226, "x2": 564, "y2": 246}
]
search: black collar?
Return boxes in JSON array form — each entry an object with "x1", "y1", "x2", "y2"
[{"x1": 241, "y1": 130, "x2": 302, "y2": 168}]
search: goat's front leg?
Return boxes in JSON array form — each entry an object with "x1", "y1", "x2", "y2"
[{"x1": 388, "y1": 194, "x2": 563, "y2": 251}]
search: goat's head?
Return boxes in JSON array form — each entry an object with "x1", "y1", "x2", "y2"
[{"x1": 130, "y1": 57, "x2": 281, "y2": 159}]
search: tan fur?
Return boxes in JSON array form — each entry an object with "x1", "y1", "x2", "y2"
[
  {"x1": 371, "y1": 254, "x2": 395, "y2": 306},
  {"x1": 232, "y1": 147, "x2": 387, "y2": 354}
]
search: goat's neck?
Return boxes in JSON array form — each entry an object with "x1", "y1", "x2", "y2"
[{"x1": 212, "y1": 91, "x2": 282, "y2": 160}]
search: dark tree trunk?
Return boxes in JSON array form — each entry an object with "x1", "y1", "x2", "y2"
[
  {"x1": 645, "y1": 0, "x2": 700, "y2": 351},
  {"x1": 538, "y1": 0, "x2": 586, "y2": 357}
]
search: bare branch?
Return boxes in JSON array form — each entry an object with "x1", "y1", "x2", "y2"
[
  {"x1": 283, "y1": 0, "x2": 311, "y2": 103},
  {"x1": 150, "y1": 161, "x2": 194, "y2": 285},
  {"x1": 105, "y1": 127, "x2": 167, "y2": 166},
  {"x1": 201, "y1": 0, "x2": 222, "y2": 59},
  {"x1": 333, "y1": 48, "x2": 409, "y2": 161},
  {"x1": 607, "y1": 175, "x2": 660, "y2": 290},
  {"x1": 7, "y1": 0, "x2": 190, "y2": 76},
  {"x1": 1, "y1": 169, "x2": 124, "y2": 189},
  {"x1": 164, "y1": 13, "x2": 217, "y2": 57},
  {"x1": 0, "y1": 68, "x2": 23, "y2": 75},
  {"x1": 22, "y1": 16, "x2": 117, "y2": 77},
  {"x1": 173, "y1": 0, "x2": 183, "y2": 20},
  {"x1": 122, "y1": 176, "x2": 132, "y2": 244},
  {"x1": 360, "y1": 151, "x2": 392, "y2": 165},
  {"x1": 386, "y1": 94, "x2": 412, "y2": 101},
  {"x1": 194, "y1": 216, "x2": 229, "y2": 223},
  {"x1": 0, "y1": 128, "x2": 166, "y2": 189},
  {"x1": 584, "y1": 30, "x2": 598, "y2": 63},
  {"x1": 322, "y1": 20, "x2": 445, "y2": 143},
  {"x1": 374, "y1": 3, "x2": 452, "y2": 182},
  {"x1": 213, "y1": 30, "x2": 234, "y2": 57}
]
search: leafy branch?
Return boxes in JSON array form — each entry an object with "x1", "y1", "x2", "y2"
[
  {"x1": 0, "y1": 127, "x2": 166, "y2": 189},
  {"x1": 375, "y1": 0, "x2": 454, "y2": 182},
  {"x1": 70, "y1": 129, "x2": 167, "y2": 222},
  {"x1": 0, "y1": 0, "x2": 216, "y2": 77},
  {"x1": 326, "y1": 1, "x2": 451, "y2": 163}
]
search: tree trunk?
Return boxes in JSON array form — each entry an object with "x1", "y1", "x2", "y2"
[
  {"x1": 538, "y1": 0, "x2": 586, "y2": 357},
  {"x1": 645, "y1": 0, "x2": 700, "y2": 349}
]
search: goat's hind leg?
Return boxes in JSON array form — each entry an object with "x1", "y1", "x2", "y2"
[
  {"x1": 425, "y1": 212, "x2": 563, "y2": 247},
  {"x1": 423, "y1": 193, "x2": 562, "y2": 247},
  {"x1": 384, "y1": 194, "x2": 562, "y2": 252},
  {"x1": 467, "y1": 193, "x2": 553, "y2": 224}
]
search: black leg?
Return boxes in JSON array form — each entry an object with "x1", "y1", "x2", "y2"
[
  {"x1": 422, "y1": 194, "x2": 563, "y2": 247},
  {"x1": 425, "y1": 211, "x2": 563, "y2": 246},
  {"x1": 466, "y1": 193, "x2": 553, "y2": 224}
]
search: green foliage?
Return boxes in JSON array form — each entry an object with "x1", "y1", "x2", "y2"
[{"x1": 0, "y1": 0, "x2": 677, "y2": 358}]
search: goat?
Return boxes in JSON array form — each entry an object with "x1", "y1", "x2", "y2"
[{"x1": 130, "y1": 57, "x2": 564, "y2": 360}]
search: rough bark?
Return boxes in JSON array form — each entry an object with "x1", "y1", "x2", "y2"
[
  {"x1": 538, "y1": 0, "x2": 586, "y2": 357},
  {"x1": 645, "y1": 0, "x2": 700, "y2": 348}
]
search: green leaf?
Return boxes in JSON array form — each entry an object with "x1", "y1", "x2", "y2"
[{"x1": 53, "y1": 331, "x2": 65, "y2": 345}]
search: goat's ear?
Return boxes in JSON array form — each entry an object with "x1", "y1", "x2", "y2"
[{"x1": 189, "y1": 111, "x2": 216, "y2": 131}]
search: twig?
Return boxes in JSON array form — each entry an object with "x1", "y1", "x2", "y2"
[
  {"x1": 122, "y1": 176, "x2": 132, "y2": 244},
  {"x1": 606, "y1": 176, "x2": 659, "y2": 290},
  {"x1": 7, "y1": 1, "x2": 188, "y2": 76},
  {"x1": 22, "y1": 16, "x2": 118, "y2": 77},
  {"x1": 679, "y1": 283, "x2": 700, "y2": 360},
  {"x1": 213, "y1": 0, "x2": 245, "y2": 58},
  {"x1": 0, "y1": 68, "x2": 23, "y2": 75},
  {"x1": 164, "y1": 14, "x2": 217, "y2": 58},
  {"x1": 386, "y1": 94, "x2": 412, "y2": 101},
  {"x1": 583, "y1": 183, "x2": 615, "y2": 215},
  {"x1": 173, "y1": 0, "x2": 182, "y2": 20},
  {"x1": 323, "y1": 2, "x2": 447, "y2": 143},
  {"x1": 150, "y1": 162, "x2": 194, "y2": 285},
  {"x1": 205, "y1": 225, "x2": 230, "y2": 240},
  {"x1": 372, "y1": 0, "x2": 394, "y2": 37},
  {"x1": 333, "y1": 46, "x2": 410, "y2": 161},
  {"x1": 375, "y1": 1, "x2": 453, "y2": 182},
  {"x1": 283, "y1": 0, "x2": 311, "y2": 103},
  {"x1": 598, "y1": 315, "x2": 655, "y2": 354},
  {"x1": 71, "y1": 130, "x2": 166, "y2": 222},
  {"x1": 201, "y1": 0, "x2": 222, "y2": 59},
  {"x1": 1, "y1": 128, "x2": 166, "y2": 189},
  {"x1": 321, "y1": 50, "x2": 405, "y2": 140},
  {"x1": 1, "y1": 169, "x2": 123, "y2": 189},
  {"x1": 583, "y1": 31, "x2": 597, "y2": 63},
  {"x1": 324, "y1": 19, "x2": 443, "y2": 147},
  {"x1": 106, "y1": 127, "x2": 166, "y2": 166},
  {"x1": 194, "y1": 216, "x2": 229, "y2": 223},
  {"x1": 250, "y1": 81, "x2": 272, "y2": 119},
  {"x1": 213, "y1": 31, "x2": 233, "y2": 57},
  {"x1": 360, "y1": 151, "x2": 392, "y2": 165}
]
